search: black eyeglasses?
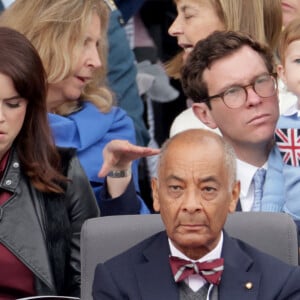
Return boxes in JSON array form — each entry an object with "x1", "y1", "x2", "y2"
[{"x1": 204, "y1": 73, "x2": 277, "y2": 109}]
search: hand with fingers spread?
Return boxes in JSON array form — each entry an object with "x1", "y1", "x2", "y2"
[
  {"x1": 98, "y1": 140, "x2": 160, "y2": 177},
  {"x1": 99, "y1": 140, "x2": 160, "y2": 198}
]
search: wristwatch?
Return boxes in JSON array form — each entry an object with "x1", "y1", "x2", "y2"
[{"x1": 107, "y1": 169, "x2": 132, "y2": 178}]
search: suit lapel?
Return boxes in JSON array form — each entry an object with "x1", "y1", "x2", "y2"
[
  {"x1": 219, "y1": 232, "x2": 260, "y2": 300},
  {"x1": 135, "y1": 231, "x2": 179, "y2": 300}
]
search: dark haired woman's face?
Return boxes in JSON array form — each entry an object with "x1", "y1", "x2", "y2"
[{"x1": 0, "y1": 73, "x2": 27, "y2": 160}]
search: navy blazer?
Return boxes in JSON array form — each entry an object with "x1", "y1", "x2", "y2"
[{"x1": 93, "y1": 231, "x2": 300, "y2": 299}]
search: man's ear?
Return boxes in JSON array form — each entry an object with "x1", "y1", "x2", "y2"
[
  {"x1": 277, "y1": 64, "x2": 287, "y2": 85},
  {"x1": 151, "y1": 177, "x2": 160, "y2": 212},
  {"x1": 228, "y1": 180, "x2": 240, "y2": 213},
  {"x1": 192, "y1": 103, "x2": 218, "y2": 129}
]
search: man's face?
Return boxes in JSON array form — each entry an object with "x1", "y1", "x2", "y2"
[
  {"x1": 194, "y1": 46, "x2": 279, "y2": 156},
  {"x1": 152, "y1": 136, "x2": 239, "y2": 260}
]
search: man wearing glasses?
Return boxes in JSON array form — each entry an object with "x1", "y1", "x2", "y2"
[{"x1": 181, "y1": 31, "x2": 295, "y2": 218}]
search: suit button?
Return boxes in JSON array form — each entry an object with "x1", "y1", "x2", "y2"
[
  {"x1": 245, "y1": 282, "x2": 253, "y2": 290},
  {"x1": 13, "y1": 162, "x2": 19, "y2": 168}
]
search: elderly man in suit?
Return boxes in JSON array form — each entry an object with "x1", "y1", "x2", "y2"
[{"x1": 92, "y1": 128, "x2": 300, "y2": 299}]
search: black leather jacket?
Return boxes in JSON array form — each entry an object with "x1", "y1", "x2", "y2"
[{"x1": 0, "y1": 148, "x2": 99, "y2": 296}]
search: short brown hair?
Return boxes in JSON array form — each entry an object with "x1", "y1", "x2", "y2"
[{"x1": 181, "y1": 30, "x2": 275, "y2": 108}]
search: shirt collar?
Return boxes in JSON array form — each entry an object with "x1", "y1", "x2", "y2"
[
  {"x1": 236, "y1": 159, "x2": 267, "y2": 198},
  {"x1": 237, "y1": 159, "x2": 257, "y2": 198}
]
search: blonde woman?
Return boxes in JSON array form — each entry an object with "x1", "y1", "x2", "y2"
[{"x1": 0, "y1": 0, "x2": 158, "y2": 215}]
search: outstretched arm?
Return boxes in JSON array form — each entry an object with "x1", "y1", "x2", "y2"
[{"x1": 99, "y1": 140, "x2": 160, "y2": 198}]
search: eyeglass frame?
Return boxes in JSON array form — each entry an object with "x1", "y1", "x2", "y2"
[{"x1": 203, "y1": 73, "x2": 278, "y2": 109}]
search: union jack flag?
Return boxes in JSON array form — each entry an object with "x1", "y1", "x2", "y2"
[{"x1": 275, "y1": 128, "x2": 300, "y2": 167}]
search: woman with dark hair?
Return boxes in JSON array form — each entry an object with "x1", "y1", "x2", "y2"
[{"x1": 0, "y1": 26, "x2": 98, "y2": 298}]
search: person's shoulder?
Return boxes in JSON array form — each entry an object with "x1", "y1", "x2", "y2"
[
  {"x1": 225, "y1": 236, "x2": 300, "y2": 298},
  {"x1": 81, "y1": 101, "x2": 131, "y2": 121},
  {"x1": 67, "y1": 102, "x2": 133, "y2": 129},
  {"x1": 232, "y1": 236, "x2": 299, "y2": 273},
  {"x1": 169, "y1": 107, "x2": 221, "y2": 137},
  {"x1": 57, "y1": 146, "x2": 76, "y2": 158},
  {"x1": 55, "y1": 147, "x2": 77, "y2": 174},
  {"x1": 56, "y1": 147, "x2": 91, "y2": 187}
]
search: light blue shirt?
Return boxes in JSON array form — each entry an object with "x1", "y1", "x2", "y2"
[{"x1": 2, "y1": 0, "x2": 14, "y2": 8}]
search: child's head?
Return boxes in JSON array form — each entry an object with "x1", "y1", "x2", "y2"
[{"x1": 277, "y1": 17, "x2": 300, "y2": 98}]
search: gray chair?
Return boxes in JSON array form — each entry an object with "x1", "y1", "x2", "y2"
[{"x1": 80, "y1": 212, "x2": 299, "y2": 300}]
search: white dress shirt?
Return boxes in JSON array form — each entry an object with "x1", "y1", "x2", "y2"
[
  {"x1": 168, "y1": 232, "x2": 223, "y2": 292},
  {"x1": 237, "y1": 159, "x2": 267, "y2": 211}
]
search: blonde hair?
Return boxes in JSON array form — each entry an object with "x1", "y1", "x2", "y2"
[
  {"x1": 166, "y1": 0, "x2": 282, "y2": 78},
  {"x1": 0, "y1": 0, "x2": 113, "y2": 114},
  {"x1": 278, "y1": 18, "x2": 300, "y2": 65}
]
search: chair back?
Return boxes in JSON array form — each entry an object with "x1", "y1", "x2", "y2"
[{"x1": 80, "y1": 212, "x2": 299, "y2": 300}]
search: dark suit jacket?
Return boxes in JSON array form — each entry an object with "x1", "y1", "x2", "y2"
[{"x1": 92, "y1": 231, "x2": 300, "y2": 299}]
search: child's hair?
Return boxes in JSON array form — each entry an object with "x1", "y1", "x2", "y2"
[{"x1": 278, "y1": 18, "x2": 300, "y2": 65}]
